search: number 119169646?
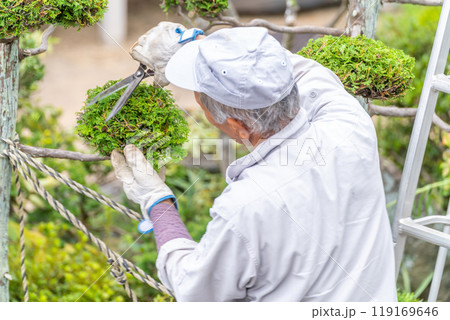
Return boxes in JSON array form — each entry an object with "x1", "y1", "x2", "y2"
[{"x1": 372, "y1": 306, "x2": 439, "y2": 317}]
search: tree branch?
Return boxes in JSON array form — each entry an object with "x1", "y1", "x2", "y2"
[
  {"x1": 18, "y1": 144, "x2": 110, "y2": 161},
  {"x1": 204, "y1": 15, "x2": 346, "y2": 36},
  {"x1": 383, "y1": 0, "x2": 443, "y2": 6},
  {"x1": 368, "y1": 104, "x2": 450, "y2": 132},
  {"x1": 19, "y1": 25, "x2": 56, "y2": 61},
  {"x1": 0, "y1": 37, "x2": 17, "y2": 43}
]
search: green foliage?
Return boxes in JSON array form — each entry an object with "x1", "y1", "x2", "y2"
[
  {"x1": 378, "y1": 5, "x2": 450, "y2": 110},
  {"x1": 8, "y1": 221, "x2": 128, "y2": 302},
  {"x1": 397, "y1": 290, "x2": 422, "y2": 302},
  {"x1": 0, "y1": 0, "x2": 107, "y2": 38},
  {"x1": 396, "y1": 265, "x2": 433, "y2": 302},
  {"x1": 161, "y1": 0, "x2": 228, "y2": 17},
  {"x1": 297, "y1": 35, "x2": 415, "y2": 100},
  {"x1": 76, "y1": 80, "x2": 190, "y2": 170}
]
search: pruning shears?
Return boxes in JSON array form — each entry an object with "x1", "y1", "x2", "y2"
[{"x1": 87, "y1": 63, "x2": 154, "y2": 122}]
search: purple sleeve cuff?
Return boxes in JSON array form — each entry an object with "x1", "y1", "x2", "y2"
[{"x1": 150, "y1": 202, "x2": 192, "y2": 251}]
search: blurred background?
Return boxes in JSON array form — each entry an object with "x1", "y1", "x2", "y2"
[{"x1": 8, "y1": 0, "x2": 450, "y2": 302}]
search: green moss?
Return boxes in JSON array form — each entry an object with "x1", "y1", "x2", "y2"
[
  {"x1": 161, "y1": 0, "x2": 228, "y2": 17},
  {"x1": 0, "y1": 0, "x2": 107, "y2": 38},
  {"x1": 76, "y1": 80, "x2": 190, "y2": 170},
  {"x1": 297, "y1": 35, "x2": 415, "y2": 100}
]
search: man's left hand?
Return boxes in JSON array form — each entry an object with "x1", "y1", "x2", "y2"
[{"x1": 111, "y1": 145, "x2": 176, "y2": 217}]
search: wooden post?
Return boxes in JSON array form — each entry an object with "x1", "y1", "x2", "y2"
[
  {"x1": 0, "y1": 38, "x2": 19, "y2": 302},
  {"x1": 282, "y1": 0, "x2": 299, "y2": 51},
  {"x1": 347, "y1": 0, "x2": 381, "y2": 38},
  {"x1": 347, "y1": 0, "x2": 382, "y2": 111}
]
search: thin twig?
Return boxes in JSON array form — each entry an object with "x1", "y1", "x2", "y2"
[
  {"x1": 327, "y1": 0, "x2": 349, "y2": 28},
  {"x1": 177, "y1": 6, "x2": 194, "y2": 28},
  {"x1": 368, "y1": 104, "x2": 450, "y2": 132},
  {"x1": 383, "y1": 0, "x2": 443, "y2": 6},
  {"x1": 19, "y1": 25, "x2": 56, "y2": 61},
  {"x1": 204, "y1": 15, "x2": 346, "y2": 36},
  {"x1": 18, "y1": 144, "x2": 109, "y2": 161}
]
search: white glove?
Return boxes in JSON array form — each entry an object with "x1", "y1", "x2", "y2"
[
  {"x1": 111, "y1": 145, "x2": 176, "y2": 233},
  {"x1": 130, "y1": 21, "x2": 204, "y2": 87}
]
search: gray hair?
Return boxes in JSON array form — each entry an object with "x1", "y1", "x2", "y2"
[{"x1": 199, "y1": 85, "x2": 300, "y2": 138}]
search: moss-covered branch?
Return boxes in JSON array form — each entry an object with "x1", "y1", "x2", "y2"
[
  {"x1": 19, "y1": 25, "x2": 56, "y2": 60},
  {"x1": 384, "y1": 0, "x2": 443, "y2": 6},
  {"x1": 369, "y1": 104, "x2": 450, "y2": 132}
]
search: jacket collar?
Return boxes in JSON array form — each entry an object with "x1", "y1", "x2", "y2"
[{"x1": 225, "y1": 107, "x2": 309, "y2": 183}]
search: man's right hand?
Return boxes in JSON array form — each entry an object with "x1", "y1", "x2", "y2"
[{"x1": 130, "y1": 21, "x2": 203, "y2": 87}]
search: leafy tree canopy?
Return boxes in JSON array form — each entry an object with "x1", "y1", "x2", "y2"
[
  {"x1": 0, "y1": 0, "x2": 108, "y2": 38},
  {"x1": 161, "y1": 0, "x2": 228, "y2": 17}
]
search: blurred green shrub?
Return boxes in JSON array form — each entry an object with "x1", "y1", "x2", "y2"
[
  {"x1": 18, "y1": 32, "x2": 46, "y2": 99},
  {"x1": 376, "y1": 5, "x2": 450, "y2": 183},
  {"x1": 378, "y1": 5, "x2": 450, "y2": 110},
  {"x1": 397, "y1": 291, "x2": 422, "y2": 302},
  {"x1": 298, "y1": 35, "x2": 415, "y2": 100},
  {"x1": 8, "y1": 220, "x2": 128, "y2": 302},
  {"x1": 0, "y1": 0, "x2": 107, "y2": 38}
]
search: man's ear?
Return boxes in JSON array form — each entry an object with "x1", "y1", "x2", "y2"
[{"x1": 226, "y1": 118, "x2": 250, "y2": 140}]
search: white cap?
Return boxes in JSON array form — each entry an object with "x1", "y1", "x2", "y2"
[{"x1": 165, "y1": 27, "x2": 295, "y2": 110}]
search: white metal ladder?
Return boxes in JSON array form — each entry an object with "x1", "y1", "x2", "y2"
[{"x1": 392, "y1": 0, "x2": 450, "y2": 302}]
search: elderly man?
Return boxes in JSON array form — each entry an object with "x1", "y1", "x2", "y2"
[{"x1": 111, "y1": 24, "x2": 397, "y2": 301}]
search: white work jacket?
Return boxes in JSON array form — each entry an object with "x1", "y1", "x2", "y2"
[{"x1": 156, "y1": 53, "x2": 397, "y2": 302}]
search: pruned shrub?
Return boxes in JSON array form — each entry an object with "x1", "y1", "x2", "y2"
[
  {"x1": 298, "y1": 35, "x2": 415, "y2": 100},
  {"x1": 76, "y1": 80, "x2": 190, "y2": 170}
]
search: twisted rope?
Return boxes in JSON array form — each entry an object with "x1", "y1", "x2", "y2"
[
  {"x1": 0, "y1": 137, "x2": 173, "y2": 299},
  {"x1": 108, "y1": 259, "x2": 138, "y2": 302},
  {"x1": 13, "y1": 143, "x2": 142, "y2": 222},
  {"x1": 13, "y1": 165, "x2": 29, "y2": 302}
]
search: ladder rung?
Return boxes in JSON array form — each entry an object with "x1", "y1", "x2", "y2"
[
  {"x1": 399, "y1": 217, "x2": 450, "y2": 250},
  {"x1": 432, "y1": 74, "x2": 450, "y2": 94},
  {"x1": 413, "y1": 215, "x2": 450, "y2": 226}
]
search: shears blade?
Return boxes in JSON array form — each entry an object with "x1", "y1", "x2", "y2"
[
  {"x1": 86, "y1": 74, "x2": 135, "y2": 107},
  {"x1": 85, "y1": 64, "x2": 154, "y2": 122}
]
